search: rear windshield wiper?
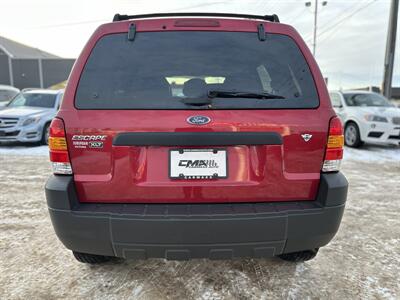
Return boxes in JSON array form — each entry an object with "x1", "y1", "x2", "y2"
[
  {"x1": 208, "y1": 90, "x2": 285, "y2": 100},
  {"x1": 181, "y1": 90, "x2": 285, "y2": 106}
]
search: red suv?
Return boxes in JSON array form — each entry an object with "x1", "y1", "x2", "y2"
[{"x1": 45, "y1": 13, "x2": 348, "y2": 264}]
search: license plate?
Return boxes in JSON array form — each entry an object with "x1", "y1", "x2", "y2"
[{"x1": 169, "y1": 149, "x2": 227, "y2": 179}]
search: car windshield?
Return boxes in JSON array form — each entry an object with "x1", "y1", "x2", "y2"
[
  {"x1": 7, "y1": 92, "x2": 57, "y2": 108},
  {"x1": 343, "y1": 93, "x2": 393, "y2": 107},
  {"x1": 75, "y1": 31, "x2": 319, "y2": 109},
  {"x1": 0, "y1": 89, "x2": 18, "y2": 102}
]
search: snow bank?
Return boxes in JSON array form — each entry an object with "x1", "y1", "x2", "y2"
[
  {"x1": 0, "y1": 145, "x2": 48, "y2": 157},
  {"x1": 344, "y1": 146, "x2": 400, "y2": 163}
]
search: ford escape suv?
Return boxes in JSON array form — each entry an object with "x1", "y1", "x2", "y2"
[{"x1": 45, "y1": 13, "x2": 348, "y2": 264}]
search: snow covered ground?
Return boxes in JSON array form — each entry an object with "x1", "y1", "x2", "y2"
[
  {"x1": 0, "y1": 155, "x2": 399, "y2": 299},
  {"x1": 344, "y1": 145, "x2": 400, "y2": 163},
  {"x1": 0, "y1": 144, "x2": 399, "y2": 299},
  {"x1": 0, "y1": 144, "x2": 49, "y2": 156}
]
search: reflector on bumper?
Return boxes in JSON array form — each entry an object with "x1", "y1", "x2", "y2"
[
  {"x1": 322, "y1": 159, "x2": 341, "y2": 173},
  {"x1": 52, "y1": 162, "x2": 73, "y2": 175}
]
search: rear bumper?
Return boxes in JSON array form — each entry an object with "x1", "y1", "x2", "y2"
[{"x1": 45, "y1": 173, "x2": 348, "y2": 260}]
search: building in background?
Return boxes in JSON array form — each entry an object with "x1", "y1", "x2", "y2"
[
  {"x1": 0, "y1": 36, "x2": 75, "y2": 89},
  {"x1": 391, "y1": 87, "x2": 400, "y2": 100}
]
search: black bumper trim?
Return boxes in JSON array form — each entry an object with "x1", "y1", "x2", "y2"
[
  {"x1": 113, "y1": 132, "x2": 283, "y2": 146},
  {"x1": 45, "y1": 173, "x2": 348, "y2": 260}
]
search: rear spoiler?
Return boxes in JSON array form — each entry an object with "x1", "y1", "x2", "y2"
[{"x1": 112, "y1": 13, "x2": 280, "y2": 23}]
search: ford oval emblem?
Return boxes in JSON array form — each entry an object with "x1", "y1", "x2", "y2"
[{"x1": 187, "y1": 115, "x2": 211, "y2": 125}]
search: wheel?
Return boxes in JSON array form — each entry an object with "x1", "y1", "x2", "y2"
[
  {"x1": 344, "y1": 122, "x2": 362, "y2": 148},
  {"x1": 41, "y1": 123, "x2": 50, "y2": 145},
  {"x1": 72, "y1": 251, "x2": 113, "y2": 264},
  {"x1": 278, "y1": 248, "x2": 319, "y2": 262}
]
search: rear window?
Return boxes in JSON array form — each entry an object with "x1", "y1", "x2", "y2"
[{"x1": 75, "y1": 31, "x2": 318, "y2": 109}]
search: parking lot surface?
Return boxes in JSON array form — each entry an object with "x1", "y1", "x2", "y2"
[{"x1": 0, "y1": 146, "x2": 399, "y2": 299}]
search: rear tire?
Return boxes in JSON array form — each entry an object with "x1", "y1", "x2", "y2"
[
  {"x1": 344, "y1": 122, "x2": 362, "y2": 148},
  {"x1": 278, "y1": 248, "x2": 319, "y2": 262},
  {"x1": 41, "y1": 123, "x2": 50, "y2": 145},
  {"x1": 72, "y1": 251, "x2": 113, "y2": 264}
]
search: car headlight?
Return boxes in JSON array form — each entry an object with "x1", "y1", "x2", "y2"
[
  {"x1": 364, "y1": 114, "x2": 388, "y2": 122},
  {"x1": 22, "y1": 116, "x2": 41, "y2": 126}
]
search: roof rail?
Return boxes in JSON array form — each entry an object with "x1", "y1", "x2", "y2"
[
  {"x1": 21, "y1": 88, "x2": 40, "y2": 92},
  {"x1": 112, "y1": 13, "x2": 280, "y2": 23}
]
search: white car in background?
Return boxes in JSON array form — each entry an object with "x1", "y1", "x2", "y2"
[
  {"x1": 329, "y1": 90, "x2": 400, "y2": 147},
  {"x1": 0, "y1": 85, "x2": 20, "y2": 108}
]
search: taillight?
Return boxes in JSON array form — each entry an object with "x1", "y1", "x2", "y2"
[
  {"x1": 322, "y1": 117, "x2": 344, "y2": 172},
  {"x1": 48, "y1": 118, "x2": 72, "y2": 175}
]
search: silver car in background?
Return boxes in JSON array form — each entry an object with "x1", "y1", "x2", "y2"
[{"x1": 0, "y1": 89, "x2": 63, "y2": 144}]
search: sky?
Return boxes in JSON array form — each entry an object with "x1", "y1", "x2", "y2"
[{"x1": 0, "y1": 0, "x2": 399, "y2": 90}]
